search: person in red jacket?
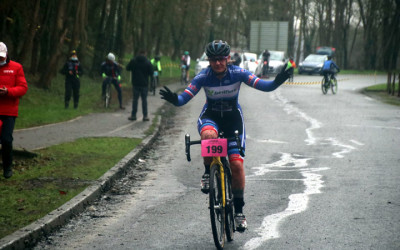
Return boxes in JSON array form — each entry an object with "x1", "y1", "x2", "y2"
[{"x1": 0, "y1": 42, "x2": 28, "y2": 179}]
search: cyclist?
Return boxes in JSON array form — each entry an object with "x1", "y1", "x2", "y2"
[
  {"x1": 100, "y1": 53, "x2": 125, "y2": 109},
  {"x1": 230, "y1": 52, "x2": 242, "y2": 66},
  {"x1": 181, "y1": 51, "x2": 191, "y2": 82},
  {"x1": 322, "y1": 55, "x2": 340, "y2": 84},
  {"x1": 160, "y1": 40, "x2": 293, "y2": 232},
  {"x1": 151, "y1": 55, "x2": 162, "y2": 85},
  {"x1": 262, "y1": 49, "x2": 270, "y2": 77}
]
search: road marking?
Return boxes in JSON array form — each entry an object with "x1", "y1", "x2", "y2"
[
  {"x1": 245, "y1": 152, "x2": 328, "y2": 250},
  {"x1": 104, "y1": 122, "x2": 135, "y2": 135},
  {"x1": 244, "y1": 90, "x2": 361, "y2": 249},
  {"x1": 246, "y1": 135, "x2": 287, "y2": 144},
  {"x1": 349, "y1": 139, "x2": 364, "y2": 146},
  {"x1": 346, "y1": 124, "x2": 400, "y2": 130}
]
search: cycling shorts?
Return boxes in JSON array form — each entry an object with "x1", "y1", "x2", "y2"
[{"x1": 197, "y1": 108, "x2": 245, "y2": 157}]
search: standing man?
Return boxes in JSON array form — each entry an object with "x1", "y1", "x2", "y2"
[
  {"x1": 0, "y1": 42, "x2": 28, "y2": 179},
  {"x1": 126, "y1": 50, "x2": 153, "y2": 121},
  {"x1": 61, "y1": 50, "x2": 83, "y2": 109}
]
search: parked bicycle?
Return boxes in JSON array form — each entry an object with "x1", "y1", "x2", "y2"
[
  {"x1": 185, "y1": 130, "x2": 245, "y2": 249},
  {"x1": 150, "y1": 71, "x2": 159, "y2": 96},
  {"x1": 321, "y1": 73, "x2": 338, "y2": 95},
  {"x1": 181, "y1": 65, "x2": 188, "y2": 85}
]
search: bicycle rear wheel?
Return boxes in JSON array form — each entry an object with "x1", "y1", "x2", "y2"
[
  {"x1": 321, "y1": 79, "x2": 328, "y2": 95},
  {"x1": 209, "y1": 164, "x2": 225, "y2": 249},
  {"x1": 105, "y1": 84, "x2": 112, "y2": 108},
  {"x1": 223, "y1": 161, "x2": 234, "y2": 242},
  {"x1": 151, "y1": 78, "x2": 156, "y2": 96},
  {"x1": 181, "y1": 70, "x2": 186, "y2": 85},
  {"x1": 331, "y1": 78, "x2": 338, "y2": 94}
]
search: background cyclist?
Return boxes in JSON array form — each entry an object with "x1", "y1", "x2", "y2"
[
  {"x1": 100, "y1": 52, "x2": 124, "y2": 109},
  {"x1": 151, "y1": 55, "x2": 162, "y2": 85},
  {"x1": 322, "y1": 55, "x2": 340, "y2": 84},
  {"x1": 181, "y1": 51, "x2": 191, "y2": 82},
  {"x1": 160, "y1": 40, "x2": 293, "y2": 232}
]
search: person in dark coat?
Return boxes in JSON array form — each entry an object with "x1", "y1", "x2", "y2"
[
  {"x1": 126, "y1": 50, "x2": 154, "y2": 121},
  {"x1": 61, "y1": 50, "x2": 83, "y2": 109}
]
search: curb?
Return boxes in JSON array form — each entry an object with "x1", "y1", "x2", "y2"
[{"x1": 0, "y1": 115, "x2": 163, "y2": 250}]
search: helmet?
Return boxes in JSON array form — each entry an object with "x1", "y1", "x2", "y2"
[
  {"x1": 107, "y1": 52, "x2": 115, "y2": 61},
  {"x1": 205, "y1": 40, "x2": 230, "y2": 58},
  {"x1": 184, "y1": 51, "x2": 189, "y2": 55}
]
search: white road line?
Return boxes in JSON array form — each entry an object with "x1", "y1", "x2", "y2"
[
  {"x1": 346, "y1": 124, "x2": 400, "y2": 130},
  {"x1": 245, "y1": 151, "x2": 328, "y2": 250},
  {"x1": 349, "y1": 139, "x2": 364, "y2": 146},
  {"x1": 104, "y1": 122, "x2": 135, "y2": 135}
]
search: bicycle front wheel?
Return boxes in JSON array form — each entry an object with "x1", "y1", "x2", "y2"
[
  {"x1": 321, "y1": 79, "x2": 328, "y2": 95},
  {"x1": 209, "y1": 164, "x2": 225, "y2": 249},
  {"x1": 224, "y1": 161, "x2": 234, "y2": 242},
  {"x1": 181, "y1": 70, "x2": 186, "y2": 85},
  {"x1": 105, "y1": 84, "x2": 112, "y2": 108},
  {"x1": 331, "y1": 78, "x2": 338, "y2": 94}
]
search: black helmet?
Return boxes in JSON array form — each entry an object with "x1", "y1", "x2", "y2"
[{"x1": 205, "y1": 40, "x2": 230, "y2": 57}]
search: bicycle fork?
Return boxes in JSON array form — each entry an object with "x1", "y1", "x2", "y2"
[{"x1": 211, "y1": 157, "x2": 226, "y2": 209}]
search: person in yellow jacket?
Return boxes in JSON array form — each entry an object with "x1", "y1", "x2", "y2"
[{"x1": 150, "y1": 55, "x2": 162, "y2": 86}]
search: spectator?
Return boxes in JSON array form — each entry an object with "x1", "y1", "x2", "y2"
[
  {"x1": 0, "y1": 42, "x2": 28, "y2": 179},
  {"x1": 61, "y1": 50, "x2": 83, "y2": 109},
  {"x1": 126, "y1": 50, "x2": 153, "y2": 121}
]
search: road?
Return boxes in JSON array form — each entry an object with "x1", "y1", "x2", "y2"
[{"x1": 34, "y1": 74, "x2": 400, "y2": 250}]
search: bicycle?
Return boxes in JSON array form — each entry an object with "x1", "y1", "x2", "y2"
[
  {"x1": 181, "y1": 65, "x2": 188, "y2": 85},
  {"x1": 321, "y1": 73, "x2": 338, "y2": 95},
  {"x1": 103, "y1": 76, "x2": 115, "y2": 108},
  {"x1": 150, "y1": 71, "x2": 159, "y2": 96},
  {"x1": 185, "y1": 130, "x2": 245, "y2": 249}
]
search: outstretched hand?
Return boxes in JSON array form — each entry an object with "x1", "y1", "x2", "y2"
[
  {"x1": 159, "y1": 86, "x2": 178, "y2": 106},
  {"x1": 274, "y1": 62, "x2": 293, "y2": 85}
]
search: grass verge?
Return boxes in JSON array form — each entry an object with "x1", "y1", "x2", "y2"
[
  {"x1": 363, "y1": 83, "x2": 400, "y2": 106},
  {"x1": 0, "y1": 137, "x2": 141, "y2": 239}
]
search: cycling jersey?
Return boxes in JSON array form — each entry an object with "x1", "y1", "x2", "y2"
[
  {"x1": 175, "y1": 65, "x2": 284, "y2": 156},
  {"x1": 176, "y1": 65, "x2": 282, "y2": 109},
  {"x1": 322, "y1": 60, "x2": 340, "y2": 72}
]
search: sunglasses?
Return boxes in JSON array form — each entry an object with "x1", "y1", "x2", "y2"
[{"x1": 208, "y1": 56, "x2": 228, "y2": 62}]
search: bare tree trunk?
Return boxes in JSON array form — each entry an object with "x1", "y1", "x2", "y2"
[
  {"x1": 37, "y1": 0, "x2": 68, "y2": 89},
  {"x1": 18, "y1": 0, "x2": 40, "y2": 66}
]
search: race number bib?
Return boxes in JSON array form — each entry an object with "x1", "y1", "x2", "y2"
[{"x1": 201, "y1": 139, "x2": 228, "y2": 157}]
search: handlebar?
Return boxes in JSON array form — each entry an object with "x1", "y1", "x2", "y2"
[{"x1": 185, "y1": 130, "x2": 245, "y2": 162}]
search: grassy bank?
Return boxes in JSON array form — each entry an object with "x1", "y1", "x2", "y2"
[
  {"x1": 0, "y1": 137, "x2": 142, "y2": 239},
  {"x1": 363, "y1": 83, "x2": 400, "y2": 106},
  {"x1": 17, "y1": 55, "x2": 187, "y2": 130}
]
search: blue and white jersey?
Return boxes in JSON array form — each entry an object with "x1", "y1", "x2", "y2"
[{"x1": 176, "y1": 65, "x2": 283, "y2": 113}]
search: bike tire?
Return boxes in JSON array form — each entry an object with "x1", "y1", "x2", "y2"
[
  {"x1": 153, "y1": 77, "x2": 158, "y2": 96},
  {"x1": 105, "y1": 84, "x2": 111, "y2": 108},
  {"x1": 209, "y1": 164, "x2": 225, "y2": 249},
  {"x1": 321, "y1": 79, "x2": 328, "y2": 95},
  {"x1": 151, "y1": 78, "x2": 156, "y2": 96},
  {"x1": 331, "y1": 78, "x2": 338, "y2": 94},
  {"x1": 223, "y1": 160, "x2": 235, "y2": 242}
]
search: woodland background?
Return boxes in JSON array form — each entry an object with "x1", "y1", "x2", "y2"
[{"x1": 0, "y1": 0, "x2": 399, "y2": 89}]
